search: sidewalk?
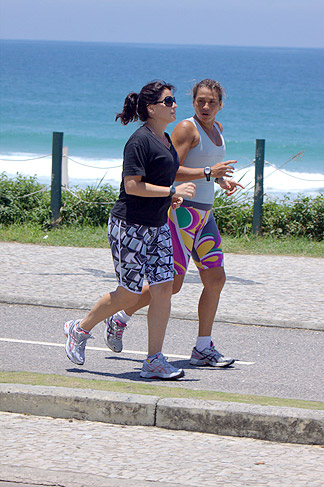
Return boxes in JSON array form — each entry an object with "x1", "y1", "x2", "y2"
[
  {"x1": 1, "y1": 411, "x2": 323, "y2": 487},
  {"x1": 1, "y1": 242, "x2": 323, "y2": 330},
  {"x1": 0, "y1": 242, "x2": 323, "y2": 450}
]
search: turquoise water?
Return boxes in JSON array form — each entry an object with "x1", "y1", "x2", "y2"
[{"x1": 1, "y1": 40, "x2": 324, "y2": 194}]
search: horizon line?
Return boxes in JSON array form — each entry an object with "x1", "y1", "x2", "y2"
[{"x1": 1, "y1": 38, "x2": 323, "y2": 51}]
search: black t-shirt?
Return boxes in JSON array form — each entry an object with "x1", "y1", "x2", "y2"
[{"x1": 111, "y1": 125, "x2": 179, "y2": 226}]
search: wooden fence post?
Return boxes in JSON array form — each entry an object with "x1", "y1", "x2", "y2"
[
  {"x1": 51, "y1": 132, "x2": 63, "y2": 225},
  {"x1": 252, "y1": 139, "x2": 265, "y2": 235}
]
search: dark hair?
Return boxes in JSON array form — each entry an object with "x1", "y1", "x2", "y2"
[
  {"x1": 115, "y1": 80, "x2": 175, "y2": 125},
  {"x1": 192, "y1": 79, "x2": 225, "y2": 103}
]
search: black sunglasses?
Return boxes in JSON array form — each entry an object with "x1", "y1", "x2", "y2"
[{"x1": 153, "y1": 96, "x2": 176, "y2": 107}]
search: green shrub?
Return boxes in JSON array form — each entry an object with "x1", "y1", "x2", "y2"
[
  {"x1": 212, "y1": 190, "x2": 324, "y2": 241},
  {"x1": 262, "y1": 195, "x2": 324, "y2": 240},
  {"x1": 0, "y1": 173, "x2": 51, "y2": 225},
  {"x1": 0, "y1": 173, "x2": 118, "y2": 227},
  {"x1": 212, "y1": 191, "x2": 254, "y2": 237},
  {"x1": 1, "y1": 173, "x2": 323, "y2": 241},
  {"x1": 60, "y1": 184, "x2": 118, "y2": 226}
]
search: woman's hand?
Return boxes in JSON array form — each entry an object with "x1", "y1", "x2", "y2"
[
  {"x1": 211, "y1": 160, "x2": 237, "y2": 179},
  {"x1": 171, "y1": 181, "x2": 196, "y2": 209},
  {"x1": 174, "y1": 182, "x2": 196, "y2": 199},
  {"x1": 171, "y1": 196, "x2": 183, "y2": 209},
  {"x1": 217, "y1": 178, "x2": 244, "y2": 196}
]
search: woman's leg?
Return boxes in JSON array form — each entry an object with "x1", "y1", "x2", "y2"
[
  {"x1": 104, "y1": 274, "x2": 185, "y2": 354},
  {"x1": 140, "y1": 279, "x2": 184, "y2": 380},
  {"x1": 188, "y1": 211, "x2": 234, "y2": 366},
  {"x1": 197, "y1": 266, "x2": 226, "y2": 336},
  {"x1": 146, "y1": 280, "x2": 173, "y2": 356},
  {"x1": 188, "y1": 266, "x2": 234, "y2": 367},
  {"x1": 190, "y1": 210, "x2": 225, "y2": 337},
  {"x1": 80, "y1": 286, "x2": 140, "y2": 332},
  {"x1": 64, "y1": 286, "x2": 139, "y2": 365}
]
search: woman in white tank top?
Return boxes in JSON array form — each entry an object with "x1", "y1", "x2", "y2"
[{"x1": 168, "y1": 79, "x2": 243, "y2": 366}]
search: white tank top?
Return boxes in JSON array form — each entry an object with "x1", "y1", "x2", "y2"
[{"x1": 174, "y1": 116, "x2": 226, "y2": 207}]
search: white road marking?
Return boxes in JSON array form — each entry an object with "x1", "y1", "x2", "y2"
[{"x1": 0, "y1": 337, "x2": 255, "y2": 365}]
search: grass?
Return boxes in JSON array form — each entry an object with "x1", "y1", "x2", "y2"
[
  {"x1": 0, "y1": 223, "x2": 109, "y2": 248},
  {"x1": 1, "y1": 223, "x2": 323, "y2": 257},
  {"x1": 1, "y1": 371, "x2": 323, "y2": 411},
  {"x1": 221, "y1": 235, "x2": 324, "y2": 257}
]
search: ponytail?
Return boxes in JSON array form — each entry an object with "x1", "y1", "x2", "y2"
[{"x1": 115, "y1": 92, "x2": 139, "y2": 125}]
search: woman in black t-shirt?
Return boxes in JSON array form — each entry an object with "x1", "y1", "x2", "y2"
[{"x1": 64, "y1": 80, "x2": 196, "y2": 380}]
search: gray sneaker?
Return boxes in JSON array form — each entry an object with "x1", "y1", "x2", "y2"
[
  {"x1": 64, "y1": 319, "x2": 92, "y2": 365},
  {"x1": 104, "y1": 316, "x2": 127, "y2": 353},
  {"x1": 140, "y1": 353, "x2": 185, "y2": 380},
  {"x1": 190, "y1": 342, "x2": 235, "y2": 367}
]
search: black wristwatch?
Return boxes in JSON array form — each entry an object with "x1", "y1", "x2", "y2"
[
  {"x1": 169, "y1": 184, "x2": 176, "y2": 196},
  {"x1": 204, "y1": 166, "x2": 211, "y2": 181}
]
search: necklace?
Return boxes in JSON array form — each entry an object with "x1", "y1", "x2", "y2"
[{"x1": 146, "y1": 125, "x2": 171, "y2": 149}]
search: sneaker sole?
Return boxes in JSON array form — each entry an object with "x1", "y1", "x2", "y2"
[
  {"x1": 140, "y1": 369, "x2": 185, "y2": 380},
  {"x1": 190, "y1": 358, "x2": 235, "y2": 367}
]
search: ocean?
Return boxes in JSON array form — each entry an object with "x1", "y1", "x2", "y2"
[{"x1": 1, "y1": 39, "x2": 324, "y2": 198}]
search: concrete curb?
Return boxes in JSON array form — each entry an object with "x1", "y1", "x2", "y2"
[
  {"x1": 0, "y1": 384, "x2": 157, "y2": 427},
  {"x1": 156, "y1": 397, "x2": 324, "y2": 445},
  {"x1": 1, "y1": 384, "x2": 323, "y2": 446}
]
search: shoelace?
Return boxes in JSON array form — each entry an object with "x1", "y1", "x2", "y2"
[
  {"x1": 78, "y1": 333, "x2": 94, "y2": 345},
  {"x1": 111, "y1": 321, "x2": 127, "y2": 340},
  {"x1": 157, "y1": 354, "x2": 176, "y2": 372},
  {"x1": 115, "y1": 326, "x2": 126, "y2": 339},
  {"x1": 80, "y1": 336, "x2": 94, "y2": 354},
  {"x1": 209, "y1": 346, "x2": 224, "y2": 359}
]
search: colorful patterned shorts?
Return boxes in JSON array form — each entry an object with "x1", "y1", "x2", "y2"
[
  {"x1": 108, "y1": 215, "x2": 174, "y2": 294},
  {"x1": 168, "y1": 206, "x2": 224, "y2": 275}
]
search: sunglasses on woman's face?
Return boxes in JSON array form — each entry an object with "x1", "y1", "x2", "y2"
[{"x1": 153, "y1": 96, "x2": 176, "y2": 107}]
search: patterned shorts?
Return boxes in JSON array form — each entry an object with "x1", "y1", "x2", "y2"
[
  {"x1": 107, "y1": 215, "x2": 174, "y2": 294},
  {"x1": 168, "y1": 206, "x2": 224, "y2": 275}
]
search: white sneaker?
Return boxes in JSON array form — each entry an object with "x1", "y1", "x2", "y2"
[
  {"x1": 64, "y1": 319, "x2": 92, "y2": 365},
  {"x1": 140, "y1": 353, "x2": 185, "y2": 380},
  {"x1": 190, "y1": 342, "x2": 235, "y2": 367},
  {"x1": 103, "y1": 316, "x2": 127, "y2": 353}
]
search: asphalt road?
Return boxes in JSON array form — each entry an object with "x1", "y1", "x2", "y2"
[{"x1": 0, "y1": 303, "x2": 323, "y2": 402}]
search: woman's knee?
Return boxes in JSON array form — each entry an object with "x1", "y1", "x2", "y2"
[
  {"x1": 201, "y1": 268, "x2": 226, "y2": 293},
  {"x1": 150, "y1": 281, "x2": 173, "y2": 302},
  {"x1": 111, "y1": 286, "x2": 141, "y2": 308}
]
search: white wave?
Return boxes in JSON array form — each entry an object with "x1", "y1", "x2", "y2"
[
  {"x1": 235, "y1": 164, "x2": 324, "y2": 196},
  {"x1": 0, "y1": 152, "x2": 123, "y2": 188},
  {"x1": 1, "y1": 153, "x2": 324, "y2": 196}
]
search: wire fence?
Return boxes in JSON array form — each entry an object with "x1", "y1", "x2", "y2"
[
  {"x1": 66, "y1": 156, "x2": 122, "y2": 169},
  {"x1": 13, "y1": 188, "x2": 49, "y2": 199},
  {"x1": 0, "y1": 154, "x2": 51, "y2": 162},
  {"x1": 62, "y1": 186, "x2": 117, "y2": 205}
]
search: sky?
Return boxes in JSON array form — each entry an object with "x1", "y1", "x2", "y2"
[{"x1": 0, "y1": 0, "x2": 323, "y2": 48}]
